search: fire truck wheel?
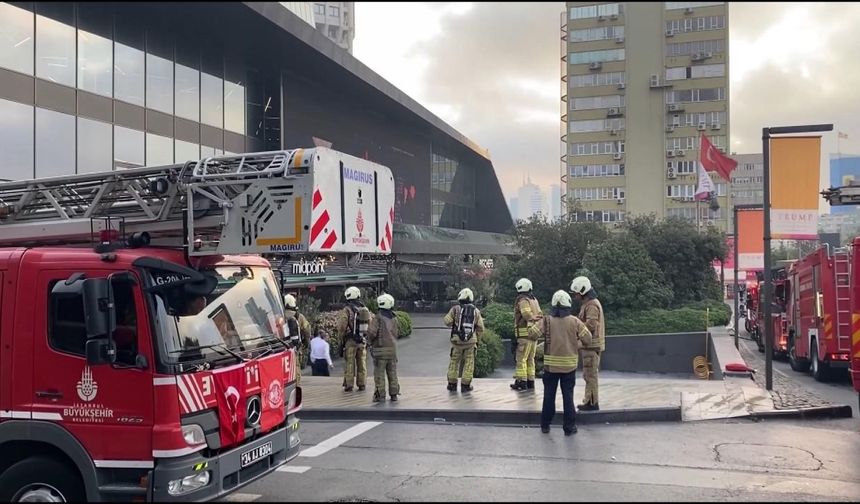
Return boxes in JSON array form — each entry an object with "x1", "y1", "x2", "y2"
[
  {"x1": 788, "y1": 334, "x2": 810, "y2": 372},
  {"x1": 0, "y1": 456, "x2": 84, "y2": 502},
  {"x1": 810, "y1": 341, "x2": 830, "y2": 383}
]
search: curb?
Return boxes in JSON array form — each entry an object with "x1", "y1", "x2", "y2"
[
  {"x1": 748, "y1": 404, "x2": 854, "y2": 421},
  {"x1": 298, "y1": 406, "x2": 682, "y2": 425}
]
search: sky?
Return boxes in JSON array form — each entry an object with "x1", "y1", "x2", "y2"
[{"x1": 353, "y1": 2, "x2": 860, "y2": 207}]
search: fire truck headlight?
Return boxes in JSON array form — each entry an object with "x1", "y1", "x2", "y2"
[
  {"x1": 167, "y1": 471, "x2": 210, "y2": 496},
  {"x1": 181, "y1": 424, "x2": 206, "y2": 446}
]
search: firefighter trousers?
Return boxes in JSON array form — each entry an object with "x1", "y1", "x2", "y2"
[
  {"x1": 343, "y1": 341, "x2": 367, "y2": 388},
  {"x1": 373, "y1": 358, "x2": 400, "y2": 397},
  {"x1": 514, "y1": 338, "x2": 537, "y2": 381},
  {"x1": 581, "y1": 349, "x2": 600, "y2": 405},
  {"x1": 447, "y1": 344, "x2": 476, "y2": 385}
]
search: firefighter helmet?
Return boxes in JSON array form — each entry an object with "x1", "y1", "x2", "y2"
[
  {"x1": 344, "y1": 286, "x2": 361, "y2": 300},
  {"x1": 570, "y1": 276, "x2": 592, "y2": 296},
  {"x1": 458, "y1": 288, "x2": 475, "y2": 303},
  {"x1": 284, "y1": 293, "x2": 298, "y2": 310},
  {"x1": 515, "y1": 278, "x2": 533, "y2": 293},
  {"x1": 551, "y1": 290, "x2": 572, "y2": 308},
  {"x1": 377, "y1": 293, "x2": 395, "y2": 310}
]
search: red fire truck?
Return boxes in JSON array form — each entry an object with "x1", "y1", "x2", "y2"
[
  {"x1": 752, "y1": 267, "x2": 791, "y2": 358},
  {"x1": 785, "y1": 246, "x2": 853, "y2": 382},
  {"x1": 0, "y1": 149, "x2": 395, "y2": 501}
]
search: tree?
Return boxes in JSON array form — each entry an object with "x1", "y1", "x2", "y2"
[
  {"x1": 623, "y1": 215, "x2": 725, "y2": 304},
  {"x1": 581, "y1": 233, "x2": 673, "y2": 314},
  {"x1": 444, "y1": 256, "x2": 496, "y2": 302},
  {"x1": 386, "y1": 264, "x2": 419, "y2": 301},
  {"x1": 492, "y1": 215, "x2": 610, "y2": 304}
]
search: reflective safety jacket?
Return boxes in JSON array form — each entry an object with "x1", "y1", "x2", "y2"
[
  {"x1": 368, "y1": 310, "x2": 399, "y2": 359},
  {"x1": 443, "y1": 304, "x2": 485, "y2": 347},
  {"x1": 579, "y1": 297, "x2": 605, "y2": 352},
  {"x1": 285, "y1": 309, "x2": 312, "y2": 345},
  {"x1": 514, "y1": 294, "x2": 542, "y2": 339},
  {"x1": 539, "y1": 313, "x2": 593, "y2": 374}
]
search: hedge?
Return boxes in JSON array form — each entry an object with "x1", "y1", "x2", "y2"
[
  {"x1": 394, "y1": 311, "x2": 412, "y2": 338},
  {"x1": 475, "y1": 329, "x2": 504, "y2": 378},
  {"x1": 606, "y1": 307, "x2": 717, "y2": 335},
  {"x1": 482, "y1": 303, "x2": 515, "y2": 341}
]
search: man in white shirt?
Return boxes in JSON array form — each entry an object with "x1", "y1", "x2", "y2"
[{"x1": 310, "y1": 330, "x2": 335, "y2": 376}]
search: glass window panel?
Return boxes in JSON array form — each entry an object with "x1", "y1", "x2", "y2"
[
  {"x1": 78, "y1": 30, "x2": 112, "y2": 97},
  {"x1": 146, "y1": 133, "x2": 173, "y2": 166},
  {"x1": 114, "y1": 42, "x2": 144, "y2": 106},
  {"x1": 146, "y1": 53, "x2": 173, "y2": 114},
  {"x1": 0, "y1": 98, "x2": 34, "y2": 180},
  {"x1": 201, "y1": 72, "x2": 223, "y2": 128},
  {"x1": 175, "y1": 139, "x2": 199, "y2": 162},
  {"x1": 175, "y1": 63, "x2": 200, "y2": 122},
  {"x1": 114, "y1": 126, "x2": 144, "y2": 169},
  {"x1": 224, "y1": 80, "x2": 245, "y2": 134},
  {"x1": 36, "y1": 107, "x2": 75, "y2": 178},
  {"x1": 0, "y1": 3, "x2": 34, "y2": 75},
  {"x1": 200, "y1": 145, "x2": 224, "y2": 158},
  {"x1": 77, "y1": 117, "x2": 112, "y2": 174},
  {"x1": 36, "y1": 15, "x2": 75, "y2": 87}
]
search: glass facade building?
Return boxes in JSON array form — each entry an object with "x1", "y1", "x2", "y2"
[{"x1": 0, "y1": 1, "x2": 512, "y2": 244}]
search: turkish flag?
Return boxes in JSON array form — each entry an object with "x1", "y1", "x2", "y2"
[
  {"x1": 213, "y1": 365, "x2": 246, "y2": 448},
  {"x1": 700, "y1": 134, "x2": 737, "y2": 181},
  {"x1": 260, "y1": 356, "x2": 286, "y2": 432}
]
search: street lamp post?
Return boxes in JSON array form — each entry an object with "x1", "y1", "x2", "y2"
[{"x1": 761, "y1": 124, "x2": 833, "y2": 391}]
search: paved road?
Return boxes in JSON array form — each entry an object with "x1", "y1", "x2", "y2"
[
  {"x1": 736, "y1": 326, "x2": 859, "y2": 419},
  {"x1": 222, "y1": 417, "x2": 859, "y2": 502}
]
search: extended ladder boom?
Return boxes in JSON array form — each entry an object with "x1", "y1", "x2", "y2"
[{"x1": 0, "y1": 148, "x2": 396, "y2": 257}]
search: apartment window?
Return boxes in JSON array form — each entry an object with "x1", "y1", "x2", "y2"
[
  {"x1": 666, "y1": 39, "x2": 725, "y2": 57},
  {"x1": 569, "y1": 71, "x2": 625, "y2": 88},
  {"x1": 569, "y1": 118, "x2": 625, "y2": 133},
  {"x1": 568, "y1": 48, "x2": 625, "y2": 65},
  {"x1": 665, "y1": 2, "x2": 724, "y2": 10},
  {"x1": 669, "y1": 160, "x2": 696, "y2": 174},
  {"x1": 114, "y1": 126, "x2": 145, "y2": 169},
  {"x1": 569, "y1": 25, "x2": 624, "y2": 42},
  {"x1": 329, "y1": 5, "x2": 340, "y2": 17},
  {"x1": 0, "y1": 3, "x2": 34, "y2": 75},
  {"x1": 36, "y1": 107, "x2": 75, "y2": 178},
  {"x1": 571, "y1": 94, "x2": 624, "y2": 110},
  {"x1": 667, "y1": 184, "x2": 696, "y2": 198},
  {"x1": 0, "y1": 99, "x2": 34, "y2": 180},
  {"x1": 666, "y1": 87, "x2": 725, "y2": 103},
  {"x1": 77, "y1": 117, "x2": 112, "y2": 174},
  {"x1": 569, "y1": 163, "x2": 625, "y2": 178},
  {"x1": 314, "y1": 3, "x2": 325, "y2": 15},
  {"x1": 36, "y1": 15, "x2": 75, "y2": 87},
  {"x1": 146, "y1": 53, "x2": 173, "y2": 114}
]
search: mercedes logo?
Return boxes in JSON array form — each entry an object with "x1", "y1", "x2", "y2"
[{"x1": 246, "y1": 396, "x2": 262, "y2": 427}]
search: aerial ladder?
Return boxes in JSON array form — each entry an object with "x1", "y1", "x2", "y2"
[{"x1": 0, "y1": 148, "x2": 396, "y2": 257}]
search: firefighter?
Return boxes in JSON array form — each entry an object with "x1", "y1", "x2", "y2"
[
  {"x1": 336, "y1": 286, "x2": 372, "y2": 392},
  {"x1": 571, "y1": 276, "x2": 604, "y2": 411},
  {"x1": 368, "y1": 293, "x2": 400, "y2": 402},
  {"x1": 511, "y1": 278, "x2": 543, "y2": 391},
  {"x1": 284, "y1": 294, "x2": 312, "y2": 385},
  {"x1": 443, "y1": 288, "x2": 485, "y2": 392},
  {"x1": 532, "y1": 290, "x2": 592, "y2": 435}
]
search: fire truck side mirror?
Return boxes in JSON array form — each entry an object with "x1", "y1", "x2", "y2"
[{"x1": 82, "y1": 278, "x2": 116, "y2": 340}]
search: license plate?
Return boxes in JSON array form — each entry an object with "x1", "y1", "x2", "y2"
[{"x1": 240, "y1": 442, "x2": 273, "y2": 468}]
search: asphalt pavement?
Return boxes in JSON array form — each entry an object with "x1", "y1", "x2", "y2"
[{"x1": 222, "y1": 417, "x2": 860, "y2": 502}]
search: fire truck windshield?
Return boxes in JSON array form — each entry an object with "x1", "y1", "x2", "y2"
[{"x1": 152, "y1": 265, "x2": 287, "y2": 366}]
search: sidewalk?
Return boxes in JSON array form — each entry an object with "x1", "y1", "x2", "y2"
[{"x1": 301, "y1": 312, "x2": 851, "y2": 425}]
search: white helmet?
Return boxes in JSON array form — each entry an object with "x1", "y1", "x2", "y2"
[
  {"x1": 284, "y1": 293, "x2": 297, "y2": 310},
  {"x1": 377, "y1": 293, "x2": 395, "y2": 310},
  {"x1": 551, "y1": 290, "x2": 572, "y2": 308},
  {"x1": 458, "y1": 288, "x2": 475, "y2": 303},
  {"x1": 344, "y1": 286, "x2": 361, "y2": 300},
  {"x1": 570, "y1": 276, "x2": 592, "y2": 296},
  {"x1": 515, "y1": 278, "x2": 533, "y2": 293}
]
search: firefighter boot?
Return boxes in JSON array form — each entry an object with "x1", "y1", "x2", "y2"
[
  {"x1": 564, "y1": 426, "x2": 578, "y2": 436},
  {"x1": 526, "y1": 380, "x2": 535, "y2": 390},
  {"x1": 373, "y1": 391, "x2": 383, "y2": 402},
  {"x1": 578, "y1": 403, "x2": 599, "y2": 411},
  {"x1": 510, "y1": 380, "x2": 527, "y2": 391},
  {"x1": 390, "y1": 394, "x2": 398, "y2": 401},
  {"x1": 358, "y1": 385, "x2": 366, "y2": 391},
  {"x1": 447, "y1": 382, "x2": 458, "y2": 392},
  {"x1": 461, "y1": 383, "x2": 473, "y2": 393}
]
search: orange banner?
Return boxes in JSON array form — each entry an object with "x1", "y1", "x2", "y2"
[
  {"x1": 737, "y1": 209, "x2": 764, "y2": 271},
  {"x1": 770, "y1": 136, "x2": 822, "y2": 239}
]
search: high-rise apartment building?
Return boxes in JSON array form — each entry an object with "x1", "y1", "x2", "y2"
[
  {"x1": 312, "y1": 2, "x2": 355, "y2": 54},
  {"x1": 730, "y1": 153, "x2": 763, "y2": 207},
  {"x1": 561, "y1": 2, "x2": 730, "y2": 230},
  {"x1": 516, "y1": 177, "x2": 549, "y2": 221}
]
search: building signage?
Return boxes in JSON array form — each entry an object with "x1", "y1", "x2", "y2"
[{"x1": 291, "y1": 259, "x2": 326, "y2": 276}]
